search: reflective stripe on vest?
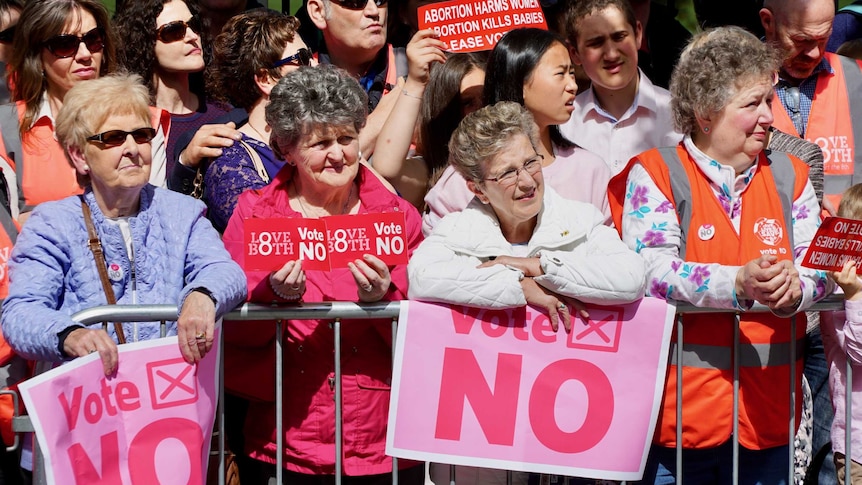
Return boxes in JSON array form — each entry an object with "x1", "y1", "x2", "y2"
[{"x1": 669, "y1": 338, "x2": 805, "y2": 369}]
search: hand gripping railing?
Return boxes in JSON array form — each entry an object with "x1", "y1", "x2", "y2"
[{"x1": 10, "y1": 297, "x2": 853, "y2": 485}]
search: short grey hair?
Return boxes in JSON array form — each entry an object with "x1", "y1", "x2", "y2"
[
  {"x1": 265, "y1": 65, "x2": 368, "y2": 159},
  {"x1": 448, "y1": 101, "x2": 539, "y2": 183},
  {"x1": 670, "y1": 26, "x2": 780, "y2": 136}
]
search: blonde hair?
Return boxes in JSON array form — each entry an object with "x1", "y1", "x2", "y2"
[
  {"x1": 838, "y1": 184, "x2": 862, "y2": 220},
  {"x1": 55, "y1": 73, "x2": 152, "y2": 186}
]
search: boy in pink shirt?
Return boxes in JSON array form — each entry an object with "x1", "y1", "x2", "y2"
[{"x1": 559, "y1": 0, "x2": 681, "y2": 175}]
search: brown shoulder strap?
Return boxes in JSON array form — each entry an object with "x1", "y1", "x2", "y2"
[{"x1": 80, "y1": 197, "x2": 126, "y2": 344}]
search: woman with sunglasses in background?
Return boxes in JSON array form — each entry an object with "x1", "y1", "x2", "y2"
[
  {"x1": 201, "y1": 9, "x2": 314, "y2": 234},
  {"x1": 0, "y1": 0, "x2": 21, "y2": 104},
  {"x1": 1, "y1": 0, "x2": 163, "y2": 221},
  {"x1": 114, "y1": 0, "x2": 228, "y2": 185}
]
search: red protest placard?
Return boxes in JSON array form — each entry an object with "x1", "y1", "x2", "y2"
[
  {"x1": 801, "y1": 216, "x2": 862, "y2": 271},
  {"x1": 243, "y1": 217, "x2": 330, "y2": 272},
  {"x1": 418, "y1": 0, "x2": 547, "y2": 53},
  {"x1": 325, "y1": 212, "x2": 409, "y2": 268}
]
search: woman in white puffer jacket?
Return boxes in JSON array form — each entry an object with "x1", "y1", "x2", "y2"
[{"x1": 408, "y1": 101, "x2": 646, "y2": 334}]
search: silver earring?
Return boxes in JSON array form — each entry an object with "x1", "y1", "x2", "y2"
[{"x1": 703, "y1": 126, "x2": 710, "y2": 133}]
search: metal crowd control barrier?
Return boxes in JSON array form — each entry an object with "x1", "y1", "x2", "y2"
[{"x1": 10, "y1": 297, "x2": 853, "y2": 485}]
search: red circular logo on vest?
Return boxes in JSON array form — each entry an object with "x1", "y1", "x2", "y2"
[{"x1": 753, "y1": 217, "x2": 783, "y2": 246}]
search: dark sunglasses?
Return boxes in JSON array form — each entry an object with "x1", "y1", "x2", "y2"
[
  {"x1": 156, "y1": 16, "x2": 201, "y2": 43},
  {"x1": 271, "y1": 48, "x2": 312, "y2": 69},
  {"x1": 43, "y1": 27, "x2": 105, "y2": 59},
  {"x1": 0, "y1": 25, "x2": 14, "y2": 44},
  {"x1": 329, "y1": 0, "x2": 387, "y2": 10},
  {"x1": 87, "y1": 128, "x2": 156, "y2": 146}
]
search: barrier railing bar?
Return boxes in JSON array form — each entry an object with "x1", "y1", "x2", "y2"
[
  {"x1": 449, "y1": 463, "x2": 455, "y2": 485},
  {"x1": 732, "y1": 315, "x2": 740, "y2": 485},
  {"x1": 789, "y1": 315, "x2": 797, "y2": 484},
  {"x1": 276, "y1": 319, "x2": 284, "y2": 485},
  {"x1": 10, "y1": 297, "x2": 839, "y2": 484},
  {"x1": 675, "y1": 314, "x2": 683, "y2": 484},
  {"x1": 334, "y1": 318, "x2": 343, "y2": 485},
  {"x1": 391, "y1": 317, "x2": 399, "y2": 485}
]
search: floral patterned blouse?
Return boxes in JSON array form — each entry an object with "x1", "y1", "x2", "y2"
[{"x1": 621, "y1": 136, "x2": 831, "y2": 311}]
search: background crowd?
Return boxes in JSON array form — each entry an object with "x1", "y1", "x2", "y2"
[{"x1": 0, "y1": 0, "x2": 859, "y2": 484}]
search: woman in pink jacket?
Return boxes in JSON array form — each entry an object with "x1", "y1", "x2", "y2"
[{"x1": 221, "y1": 66, "x2": 424, "y2": 484}]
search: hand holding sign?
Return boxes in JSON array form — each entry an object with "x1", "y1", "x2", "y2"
[
  {"x1": 830, "y1": 260, "x2": 862, "y2": 301},
  {"x1": 269, "y1": 259, "x2": 307, "y2": 301},
  {"x1": 406, "y1": 29, "x2": 447, "y2": 86},
  {"x1": 350, "y1": 254, "x2": 392, "y2": 302},
  {"x1": 62, "y1": 328, "x2": 118, "y2": 376}
]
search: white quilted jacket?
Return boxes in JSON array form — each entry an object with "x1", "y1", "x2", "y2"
[{"x1": 408, "y1": 186, "x2": 646, "y2": 307}]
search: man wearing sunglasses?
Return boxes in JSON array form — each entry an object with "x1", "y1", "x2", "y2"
[{"x1": 307, "y1": 0, "x2": 407, "y2": 158}]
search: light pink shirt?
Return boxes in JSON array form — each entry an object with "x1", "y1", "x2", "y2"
[
  {"x1": 822, "y1": 300, "x2": 862, "y2": 463},
  {"x1": 422, "y1": 143, "x2": 610, "y2": 235},
  {"x1": 561, "y1": 70, "x2": 682, "y2": 175}
]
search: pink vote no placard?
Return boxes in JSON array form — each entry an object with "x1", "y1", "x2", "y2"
[
  {"x1": 19, "y1": 333, "x2": 221, "y2": 485},
  {"x1": 244, "y1": 212, "x2": 409, "y2": 272},
  {"x1": 387, "y1": 298, "x2": 675, "y2": 480}
]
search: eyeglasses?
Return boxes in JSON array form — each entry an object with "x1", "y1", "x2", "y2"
[
  {"x1": 87, "y1": 128, "x2": 156, "y2": 146},
  {"x1": 156, "y1": 16, "x2": 201, "y2": 43},
  {"x1": 328, "y1": 0, "x2": 387, "y2": 10},
  {"x1": 0, "y1": 25, "x2": 15, "y2": 44},
  {"x1": 43, "y1": 27, "x2": 105, "y2": 59},
  {"x1": 484, "y1": 154, "x2": 544, "y2": 187},
  {"x1": 272, "y1": 48, "x2": 312, "y2": 68}
]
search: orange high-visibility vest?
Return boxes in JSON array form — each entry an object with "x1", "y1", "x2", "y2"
[
  {"x1": 772, "y1": 53, "x2": 862, "y2": 213},
  {"x1": 609, "y1": 145, "x2": 809, "y2": 449}
]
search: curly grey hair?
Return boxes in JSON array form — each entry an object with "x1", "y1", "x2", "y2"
[
  {"x1": 670, "y1": 26, "x2": 780, "y2": 136},
  {"x1": 448, "y1": 101, "x2": 539, "y2": 183},
  {"x1": 265, "y1": 65, "x2": 368, "y2": 159}
]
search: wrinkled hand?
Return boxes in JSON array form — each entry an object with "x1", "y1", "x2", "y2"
[
  {"x1": 520, "y1": 278, "x2": 589, "y2": 333},
  {"x1": 477, "y1": 256, "x2": 542, "y2": 278},
  {"x1": 179, "y1": 122, "x2": 241, "y2": 169},
  {"x1": 177, "y1": 290, "x2": 217, "y2": 364},
  {"x1": 349, "y1": 254, "x2": 391, "y2": 302},
  {"x1": 269, "y1": 260, "x2": 306, "y2": 299},
  {"x1": 64, "y1": 327, "x2": 118, "y2": 376},
  {"x1": 830, "y1": 259, "x2": 862, "y2": 301},
  {"x1": 736, "y1": 256, "x2": 801, "y2": 310},
  {"x1": 405, "y1": 29, "x2": 447, "y2": 86}
]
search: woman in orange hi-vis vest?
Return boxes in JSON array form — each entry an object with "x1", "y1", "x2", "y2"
[{"x1": 608, "y1": 27, "x2": 833, "y2": 484}]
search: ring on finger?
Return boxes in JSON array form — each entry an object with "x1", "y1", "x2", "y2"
[
  {"x1": 290, "y1": 285, "x2": 301, "y2": 291},
  {"x1": 362, "y1": 284, "x2": 373, "y2": 292},
  {"x1": 558, "y1": 303, "x2": 567, "y2": 311}
]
